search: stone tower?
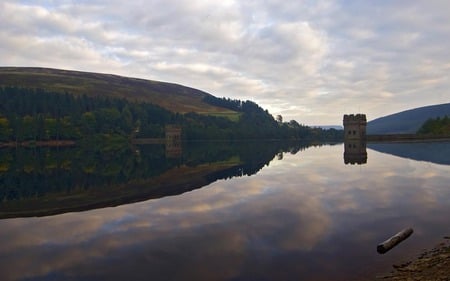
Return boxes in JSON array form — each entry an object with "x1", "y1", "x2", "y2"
[
  {"x1": 343, "y1": 114, "x2": 367, "y2": 140},
  {"x1": 343, "y1": 114, "x2": 367, "y2": 165}
]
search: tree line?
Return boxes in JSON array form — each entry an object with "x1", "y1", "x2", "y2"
[
  {"x1": 201, "y1": 96, "x2": 343, "y2": 140},
  {"x1": 417, "y1": 115, "x2": 450, "y2": 136},
  {"x1": 0, "y1": 87, "x2": 343, "y2": 142},
  {"x1": 0, "y1": 86, "x2": 177, "y2": 142}
]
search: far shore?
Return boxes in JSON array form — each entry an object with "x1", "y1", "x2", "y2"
[
  {"x1": 1, "y1": 135, "x2": 450, "y2": 149},
  {"x1": 0, "y1": 140, "x2": 76, "y2": 148},
  {"x1": 0, "y1": 138, "x2": 167, "y2": 148}
]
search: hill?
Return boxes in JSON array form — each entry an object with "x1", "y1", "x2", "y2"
[
  {"x1": 314, "y1": 125, "x2": 343, "y2": 130},
  {"x1": 367, "y1": 103, "x2": 450, "y2": 134},
  {"x1": 0, "y1": 66, "x2": 343, "y2": 142},
  {"x1": 0, "y1": 66, "x2": 237, "y2": 117}
]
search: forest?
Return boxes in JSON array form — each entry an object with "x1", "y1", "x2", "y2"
[
  {"x1": 0, "y1": 86, "x2": 342, "y2": 143},
  {"x1": 417, "y1": 115, "x2": 450, "y2": 136}
]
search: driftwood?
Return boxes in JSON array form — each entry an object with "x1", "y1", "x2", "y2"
[{"x1": 377, "y1": 228, "x2": 414, "y2": 254}]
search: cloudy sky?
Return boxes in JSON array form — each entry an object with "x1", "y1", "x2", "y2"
[{"x1": 1, "y1": 0, "x2": 449, "y2": 125}]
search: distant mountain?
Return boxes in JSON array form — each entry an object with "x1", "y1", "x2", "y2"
[
  {"x1": 0, "y1": 66, "x2": 237, "y2": 116},
  {"x1": 367, "y1": 103, "x2": 450, "y2": 134},
  {"x1": 314, "y1": 125, "x2": 343, "y2": 130}
]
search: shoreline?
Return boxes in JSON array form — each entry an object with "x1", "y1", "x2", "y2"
[
  {"x1": 0, "y1": 140, "x2": 76, "y2": 148},
  {"x1": 376, "y1": 236, "x2": 450, "y2": 280}
]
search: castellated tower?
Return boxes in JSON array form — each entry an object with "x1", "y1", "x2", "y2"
[
  {"x1": 343, "y1": 114, "x2": 367, "y2": 165},
  {"x1": 343, "y1": 114, "x2": 367, "y2": 140}
]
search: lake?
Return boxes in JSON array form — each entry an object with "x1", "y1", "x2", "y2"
[{"x1": 0, "y1": 141, "x2": 449, "y2": 281}]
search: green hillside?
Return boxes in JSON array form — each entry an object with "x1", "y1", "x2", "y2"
[
  {"x1": 0, "y1": 66, "x2": 343, "y2": 142},
  {"x1": 0, "y1": 67, "x2": 238, "y2": 117},
  {"x1": 367, "y1": 103, "x2": 450, "y2": 134}
]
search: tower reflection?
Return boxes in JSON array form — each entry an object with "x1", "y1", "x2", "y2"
[
  {"x1": 344, "y1": 139, "x2": 367, "y2": 165},
  {"x1": 343, "y1": 114, "x2": 367, "y2": 165}
]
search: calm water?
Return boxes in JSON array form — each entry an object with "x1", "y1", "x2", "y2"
[{"x1": 0, "y1": 141, "x2": 449, "y2": 281}]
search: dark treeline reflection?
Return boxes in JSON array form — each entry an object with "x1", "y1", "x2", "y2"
[
  {"x1": 183, "y1": 141, "x2": 309, "y2": 178},
  {"x1": 0, "y1": 144, "x2": 172, "y2": 201},
  {"x1": 0, "y1": 141, "x2": 320, "y2": 218}
]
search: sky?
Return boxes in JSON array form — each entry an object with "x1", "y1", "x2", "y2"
[{"x1": 0, "y1": 0, "x2": 449, "y2": 125}]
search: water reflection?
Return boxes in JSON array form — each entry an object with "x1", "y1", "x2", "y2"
[
  {"x1": 344, "y1": 140, "x2": 450, "y2": 166},
  {"x1": 344, "y1": 139, "x2": 367, "y2": 165},
  {"x1": 0, "y1": 142, "x2": 449, "y2": 281},
  {"x1": 0, "y1": 142, "x2": 315, "y2": 218},
  {"x1": 368, "y1": 141, "x2": 450, "y2": 165}
]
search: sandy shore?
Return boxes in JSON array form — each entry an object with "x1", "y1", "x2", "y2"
[{"x1": 376, "y1": 236, "x2": 450, "y2": 280}]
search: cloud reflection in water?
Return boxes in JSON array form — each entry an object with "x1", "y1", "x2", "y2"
[{"x1": 0, "y1": 144, "x2": 449, "y2": 281}]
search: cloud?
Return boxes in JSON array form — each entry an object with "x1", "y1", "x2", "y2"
[{"x1": 0, "y1": 0, "x2": 449, "y2": 125}]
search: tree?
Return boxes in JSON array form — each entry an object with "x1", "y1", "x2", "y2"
[
  {"x1": 0, "y1": 117, "x2": 12, "y2": 141},
  {"x1": 81, "y1": 112, "x2": 96, "y2": 135},
  {"x1": 22, "y1": 115, "x2": 35, "y2": 141},
  {"x1": 36, "y1": 114, "x2": 46, "y2": 140},
  {"x1": 121, "y1": 105, "x2": 133, "y2": 135},
  {"x1": 418, "y1": 115, "x2": 450, "y2": 135},
  {"x1": 276, "y1": 115, "x2": 283, "y2": 124},
  {"x1": 44, "y1": 118, "x2": 58, "y2": 139}
]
